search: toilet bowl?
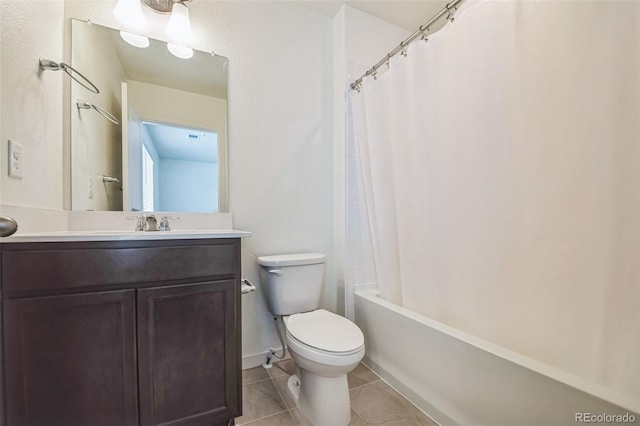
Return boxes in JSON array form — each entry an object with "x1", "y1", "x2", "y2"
[
  {"x1": 284, "y1": 310, "x2": 365, "y2": 426},
  {"x1": 257, "y1": 253, "x2": 366, "y2": 426}
]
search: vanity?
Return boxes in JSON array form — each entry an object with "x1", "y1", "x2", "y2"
[
  {"x1": 0, "y1": 8, "x2": 243, "y2": 425},
  {"x1": 0, "y1": 231, "x2": 248, "y2": 426}
]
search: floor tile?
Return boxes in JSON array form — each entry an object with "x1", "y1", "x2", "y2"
[
  {"x1": 236, "y1": 380, "x2": 288, "y2": 424},
  {"x1": 289, "y1": 408, "x2": 312, "y2": 426},
  {"x1": 347, "y1": 363, "x2": 380, "y2": 389},
  {"x1": 241, "y1": 410, "x2": 297, "y2": 426},
  {"x1": 347, "y1": 409, "x2": 368, "y2": 425},
  {"x1": 269, "y1": 359, "x2": 296, "y2": 378},
  {"x1": 272, "y1": 374, "x2": 296, "y2": 410},
  {"x1": 386, "y1": 414, "x2": 439, "y2": 426},
  {"x1": 238, "y1": 363, "x2": 437, "y2": 426},
  {"x1": 243, "y1": 365, "x2": 271, "y2": 385},
  {"x1": 290, "y1": 408, "x2": 368, "y2": 426},
  {"x1": 350, "y1": 381, "x2": 436, "y2": 425}
]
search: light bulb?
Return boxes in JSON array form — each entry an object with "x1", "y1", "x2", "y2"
[
  {"x1": 167, "y1": 43, "x2": 194, "y2": 59},
  {"x1": 166, "y1": 2, "x2": 194, "y2": 43},
  {"x1": 113, "y1": 0, "x2": 146, "y2": 30},
  {"x1": 120, "y1": 31, "x2": 149, "y2": 48}
]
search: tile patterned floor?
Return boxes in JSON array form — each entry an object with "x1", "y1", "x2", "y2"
[{"x1": 236, "y1": 360, "x2": 438, "y2": 425}]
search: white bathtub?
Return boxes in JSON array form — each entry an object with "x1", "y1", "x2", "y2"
[{"x1": 354, "y1": 289, "x2": 639, "y2": 426}]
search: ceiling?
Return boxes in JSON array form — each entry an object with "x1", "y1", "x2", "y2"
[
  {"x1": 143, "y1": 122, "x2": 219, "y2": 164},
  {"x1": 297, "y1": 0, "x2": 450, "y2": 32},
  {"x1": 109, "y1": 28, "x2": 228, "y2": 99}
]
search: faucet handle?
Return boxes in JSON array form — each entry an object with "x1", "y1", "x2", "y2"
[
  {"x1": 159, "y1": 216, "x2": 171, "y2": 232},
  {"x1": 127, "y1": 215, "x2": 146, "y2": 231},
  {"x1": 158, "y1": 216, "x2": 180, "y2": 231}
]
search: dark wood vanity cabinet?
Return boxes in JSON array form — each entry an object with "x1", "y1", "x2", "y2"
[
  {"x1": 137, "y1": 280, "x2": 238, "y2": 426},
  {"x1": 4, "y1": 290, "x2": 139, "y2": 426},
  {"x1": 0, "y1": 238, "x2": 242, "y2": 426}
]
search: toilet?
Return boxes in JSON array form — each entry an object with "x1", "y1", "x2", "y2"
[{"x1": 258, "y1": 253, "x2": 365, "y2": 426}]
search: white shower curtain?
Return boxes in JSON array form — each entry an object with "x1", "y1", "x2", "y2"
[{"x1": 351, "y1": 0, "x2": 640, "y2": 405}]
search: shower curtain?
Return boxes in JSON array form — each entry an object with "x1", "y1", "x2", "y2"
[{"x1": 350, "y1": 0, "x2": 640, "y2": 404}]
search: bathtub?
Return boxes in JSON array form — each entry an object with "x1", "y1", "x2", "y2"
[{"x1": 354, "y1": 289, "x2": 639, "y2": 426}]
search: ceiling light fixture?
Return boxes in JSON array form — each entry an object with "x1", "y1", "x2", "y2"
[
  {"x1": 113, "y1": 0, "x2": 146, "y2": 30},
  {"x1": 119, "y1": 31, "x2": 150, "y2": 48},
  {"x1": 167, "y1": 43, "x2": 194, "y2": 59},
  {"x1": 166, "y1": 2, "x2": 194, "y2": 43},
  {"x1": 113, "y1": 0, "x2": 195, "y2": 58}
]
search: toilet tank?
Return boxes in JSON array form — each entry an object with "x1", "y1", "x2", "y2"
[{"x1": 257, "y1": 253, "x2": 326, "y2": 316}]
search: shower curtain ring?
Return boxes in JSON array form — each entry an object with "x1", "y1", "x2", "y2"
[{"x1": 447, "y1": 5, "x2": 458, "y2": 22}]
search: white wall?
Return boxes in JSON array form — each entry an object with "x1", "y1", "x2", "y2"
[
  {"x1": 127, "y1": 80, "x2": 227, "y2": 135},
  {"x1": 212, "y1": 2, "x2": 334, "y2": 365},
  {"x1": 158, "y1": 158, "x2": 218, "y2": 212},
  {"x1": 0, "y1": 0, "x2": 65, "y2": 210},
  {"x1": 1, "y1": 0, "x2": 335, "y2": 367},
  {"x1": 70, "y1": 19, "x2": 125, "y2": 211}
]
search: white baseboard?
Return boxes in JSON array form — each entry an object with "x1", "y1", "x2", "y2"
[{"x1": 242, "y1": 348, "x2": 290, "y2": 370}]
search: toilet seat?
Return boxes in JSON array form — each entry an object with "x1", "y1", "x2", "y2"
[
  {"x1": 285, "y1": 309, "x2": 364, "y2": 355},
  {"x1": 287, "y1": 332, "x2": 363, "y2": 356}
]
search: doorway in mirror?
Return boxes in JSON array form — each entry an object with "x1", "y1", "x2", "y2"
[{"x1": 130, "y1": 121, "x2": 219, "y2": 212}]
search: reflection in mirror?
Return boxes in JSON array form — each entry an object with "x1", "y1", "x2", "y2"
[
  {"x1": 70, "y1": 19, "x2": 228, "y2": 212},
  {"x1": 135, "y1": 121, "x2": 219, "y2": 212}
]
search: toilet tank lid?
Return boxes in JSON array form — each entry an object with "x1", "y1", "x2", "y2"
[{"x1": 257, "y1": 253, "x2": 326, "y2": 267}]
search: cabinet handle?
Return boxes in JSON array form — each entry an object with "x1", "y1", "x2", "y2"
[{"x1": 0, "y1": 216, "x2": 18, "y2": 237}]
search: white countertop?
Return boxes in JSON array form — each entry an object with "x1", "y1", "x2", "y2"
[{"x1": 2, "y1": 229, "x2": 251, "y2": 243}]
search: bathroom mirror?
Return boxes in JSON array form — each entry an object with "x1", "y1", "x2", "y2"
[{"x1": 70, "y1": 19, "x2": 228, "y2": 212}]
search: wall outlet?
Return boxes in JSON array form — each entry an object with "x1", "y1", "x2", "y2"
[{"x1": 8, "y1": 139, "x2": 23, "y2": 179}]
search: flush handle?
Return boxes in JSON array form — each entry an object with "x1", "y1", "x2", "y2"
[{"x1": 268, "y1": 269, "x2": 283, "y2": 275}]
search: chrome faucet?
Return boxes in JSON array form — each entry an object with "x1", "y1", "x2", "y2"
[
  {"x1": 134, "y1": 215, "x2": 145, "y2": 232},
  {"x1": 145, "y1": 214, "x2": 159, "y2": 231},
  {"x1": 159, "y1": 216, "x2": 171, "y2": 231}
]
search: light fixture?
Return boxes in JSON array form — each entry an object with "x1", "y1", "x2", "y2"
[
  {"x1": 119, "y1": 31, "x2": 150, "y2": 48},
  {"x1": 113, "y1": 0, "x2": 146, "y2": 31},
  {"x1": 167, "y1": 43, "x2": 194, "y2": 59},
  {"x1": 166, "y1": 2, "x2": 194, "y2": 43},
  {"x1": 113, "y1": 0, "x2": 195, "y2": 58}
]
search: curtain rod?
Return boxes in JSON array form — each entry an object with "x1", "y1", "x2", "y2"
[{"x1": 350, "y1": 0, "x2": 466, "y2": 91}]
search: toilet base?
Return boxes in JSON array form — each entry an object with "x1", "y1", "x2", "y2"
[{"x1": 287, "y1": 369, "x2": 351, "y2": 426}]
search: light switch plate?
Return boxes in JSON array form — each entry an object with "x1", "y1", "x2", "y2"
[{"x1": 8, "y1": 139, "x2": 23, "y2": 179}]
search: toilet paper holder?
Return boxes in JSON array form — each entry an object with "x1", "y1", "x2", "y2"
[{"x1": 241, "y1": 279, "x2": 256, "y2": 294}]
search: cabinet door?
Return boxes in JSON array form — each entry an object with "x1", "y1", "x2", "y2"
[
  {"x1": 138, "y1": 280, "x2": 240, "y2": 426},
  {"x1": 4, "y1": 290, "x2": 138, "y2": 426}
]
